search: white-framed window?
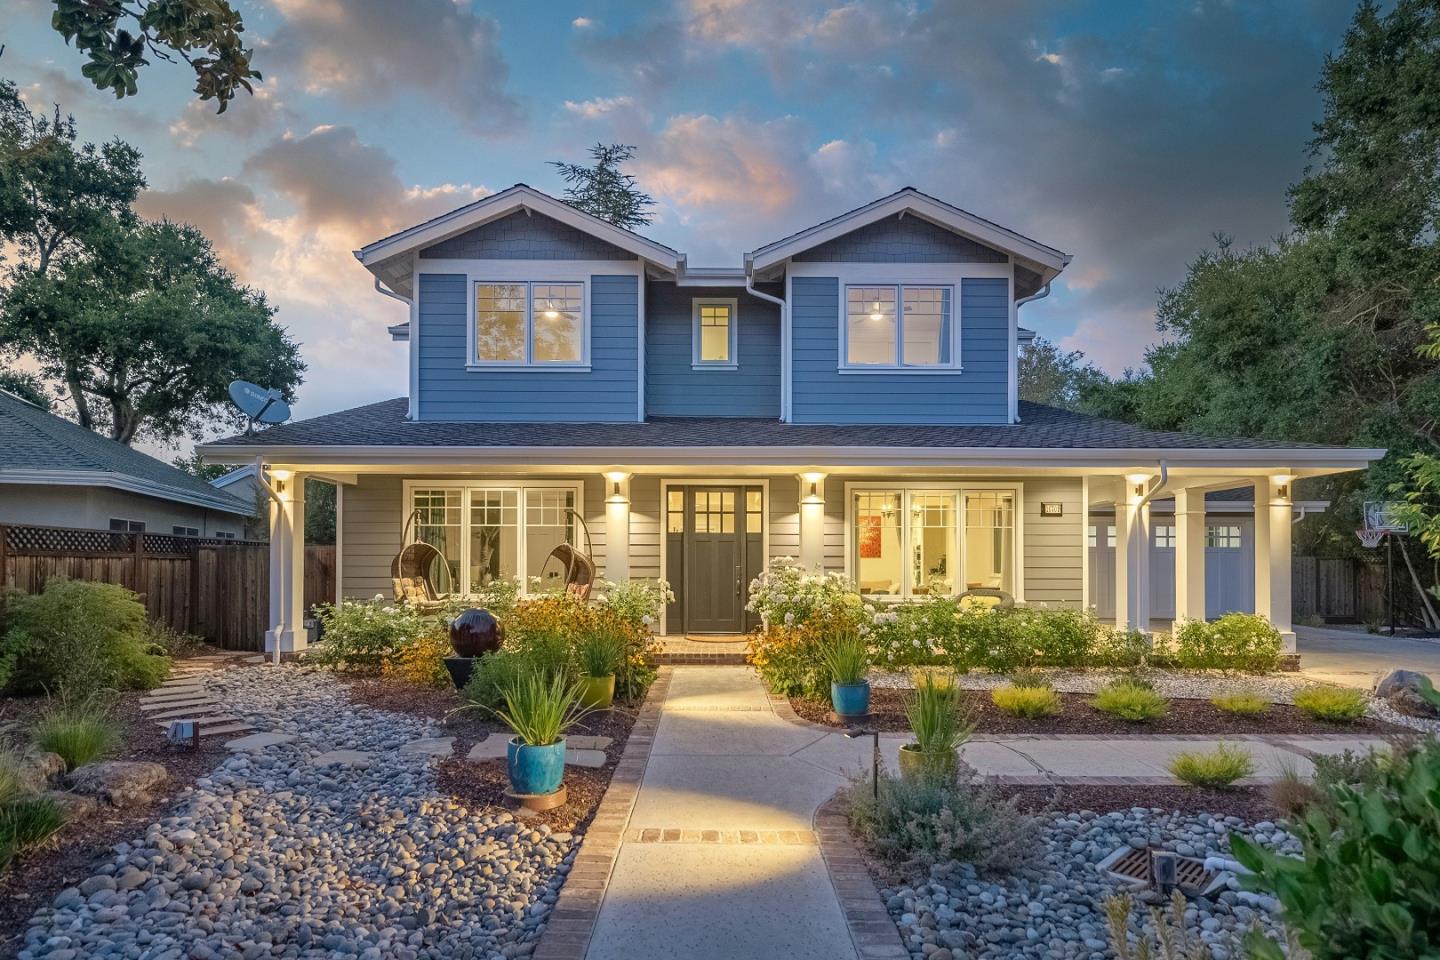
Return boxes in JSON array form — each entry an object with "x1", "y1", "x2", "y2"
[
  {"x1": 109, "y1": 518, "x2": 145, "y2": 532},
  {"x1": 692, "y1": 298, "x2": 738, "y2": 368},
  {"x1": 172, "y1": 525, "x2": 200, "y2": 538},
  {"x1": 1153, "y1": 524, "x2": 1176, "y2": 548},
  {"x1": 843, "y1": 284, "x2": 956, "y2": 369},
  {"x1": 214, "y1": 531, "x2": 237, "y2": 540},
  {"x1": 847, "y1": 484, "x2": 1020, "y2": 599},
  {"x1": 1207, "y1": 524, "x2": 1243, "y2": 549},
  {"x1": 472, "y1": 280, "x2": 586, "y2": 367},
  {"x1": 406, "y1": 481, "x2": 583, "y2": 596}
]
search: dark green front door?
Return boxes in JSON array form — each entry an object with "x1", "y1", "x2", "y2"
[{"x1": 665, "y1": 485, "x2": 763, "y2": 634}]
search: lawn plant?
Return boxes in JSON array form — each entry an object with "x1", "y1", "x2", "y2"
[
  {"x1": 489, "y1": 669, "x2": 591, "y2": 747},
  {"x1": 1291, "y1": 686, "x2": 1368, "y2": 723},
  {"x1": 1091, "y1": 680, "x2": 1168, "y2": 722},
  {"x1": 1210, "y1": 692, "x2": 1270, "y2": 716},
  {"x1": 991, "y1": 684, "x2": 1062, "y2": 719},
  {"x1": 1168, "y1": 744, "x2": 1255, "y2": 789},
  {"x1": 33, "y1": 698, "x2": 118, "y2": 770}
]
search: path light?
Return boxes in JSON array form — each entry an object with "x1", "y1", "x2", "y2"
[{"x1": 844, "y1": 726, "x2": 880, "y2": 801}]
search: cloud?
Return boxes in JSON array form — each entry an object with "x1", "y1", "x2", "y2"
[
  {"x1": 264, "y1": 0, "x2": 523, "y2": 133},
  {"x1": 572, "y1": 16, "x2": 594, "y2": 28},
  {"x1": 169, "y1": 81, "x2": 292, "y2": 148},
  {"x1": 564, "y1": 96, "x2": 641, "y2": 120}
]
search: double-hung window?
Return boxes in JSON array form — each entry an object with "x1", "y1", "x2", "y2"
[
  {"x1": 692, "y1": 298, "x2": 738, "y2": 368},
  {"x1": 844, "y1": 284, "x2": 955, "y2": 369},
  {"x1": 474, "y1": 281, "x2": 585, "y2": 366}
]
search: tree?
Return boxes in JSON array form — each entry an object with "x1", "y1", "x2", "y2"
[
  {"x1": 1017, "y1": 336, "x2": 1109, "y2": 411},
  {"x1": 171, "y1": 451, "x2": 228, "y2": 482},
  {"x1": 48, "y1": 0, "x2": 261, "y2": 112},
  {"x1": 550, "y1": 144, "x2": 655, "y2": 228},
  {"x1": 0, "y1": 366, "x2": 51, "y2": 410},
  {"x1": 0, "y1": 218, "x2": 304, "y2": 445}
]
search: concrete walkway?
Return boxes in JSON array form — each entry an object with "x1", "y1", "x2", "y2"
[{"x1": 1297, "y1": 624, "x2": 1440, "y2": 688}]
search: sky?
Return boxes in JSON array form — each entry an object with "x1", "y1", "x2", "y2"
[{"x1": 0, "y1": 0, "x2": 1359, "y2": 458}]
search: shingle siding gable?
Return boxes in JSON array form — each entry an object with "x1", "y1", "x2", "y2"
[
  {"x1": 792, "y1": 215, "x2": 1008, "y2": 263},
  {"x1": 418, "y1": 211, "x2": 637, "y2": 261}
]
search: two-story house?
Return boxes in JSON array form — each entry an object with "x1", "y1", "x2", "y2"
[{"x1": 201, "y1": 185, "x2": 1381, "y2": 655}]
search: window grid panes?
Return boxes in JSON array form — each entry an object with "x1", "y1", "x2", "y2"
[
  {"x1": 693, "y1": 490, "x2": 735, "y2": 534},
  {"x1": 963, "y1": 491, "x2": 1016, "y2": 595},
  {"x1": 468, "y1": 490, "x2": 518, "y2": 592},
  {"x1": 531, "y1": 283, "x2": 583, "y2": 363},
  {"x1": 526, "y1": 489, "x2": 577, "y2": 593},
  {"x1": 475, "y1": 283, "x2": 527, "y2": 362},
  {"x1": 666, "y1": 490, "x2": 685, "y2": 534},
  {"x1": 901, "y1": 287, "x2": 951, "y2": 365},
  {"x1": 1207, "y1": 525, "x2": 1243, "y2": 549},
  {"x1": 474, "y1": 281, "x2": 584, "y2": 365},
  {"x1": 413, "y1": 489, "x2": 463, "y2": 589},
  {"x1": 846, "y1": 287, "x2": 897, "y2": 365},
  {"x1": 845, "y1": 284, "x2": 954, "y2": 368},
  {"x1": 697, "y1": 303, "x2": 733, "y2": 364},
  {"x1": 1154, "y1": 525, "x2": 1176, "y2": 548},
  {"x1": 909, "y1": 493, "x2": 955, "y2": 596},
  {"x1": 746, "y1": 489, "x2": 763, "y2": 534},
  {"x1": 412, "y1": 485, "x2": 579, "y2": 597},
  {"x1": 854, "y1": 491, "x2": 904, "y2": 595}
]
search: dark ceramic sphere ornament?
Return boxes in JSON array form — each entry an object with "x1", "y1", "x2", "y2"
[{"x1": 450, "y1": 608, "x2": 504, "y2": 657}]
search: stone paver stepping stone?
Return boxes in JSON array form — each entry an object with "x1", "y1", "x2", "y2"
[
  {"x1": 565, "y1": 748, "x2": 607, "y2": 768},
  {"x1": 139, "y1": 698, "x2": 214, "y2": 713},
  {"x1": 312, "y1": 749, "x2": 372, "y2": 768},
  {"x1": 467, "y1": 736, "x2": 511, "y2": 761},
  {"x1": 201, "y1": 723, "x2": 253, "y2": 737},
  {"x1": 147, "y1": 703, "x2": 222, "y2": 719},
  {"x1": 142, "y1": 692, "x2": 213, "y2": 705},
  {"x1": 154, "y1": 716, "x2": 239, "y2": 730},
  {"x1": 398, "y1": 737, "x2": 454, "y2": 757},
  {"x1": 225, "y1": 731, "x2": 297, "y2": 751},
  {"x1": 568, "y1": 735, "x2": 613, "y2": 750}
]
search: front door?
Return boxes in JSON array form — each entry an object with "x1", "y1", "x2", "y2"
[{"x1": 666, "y1": 485, "x2": 763, "y2": 634}]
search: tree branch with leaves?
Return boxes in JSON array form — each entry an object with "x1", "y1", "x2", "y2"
[{"x1": 550, "y1": 144, "x2": 655, "y2": 229}]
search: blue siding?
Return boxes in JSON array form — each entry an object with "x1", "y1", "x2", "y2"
[
  {"x1": 419, "y1": 211, "x2": 637, "y2": 261},
  {"x1": 645, "y1": 283, "x2": 781, "y2": 418},
  {"x1": 416, "y1": 273, "x2": 640, "y2": 422},
  {"x1": 793, "y1": 216, "x2": 1007, "y2": 263},
  {"x1": 789, "y1": 277, "x2": 1010, "y2": 424}
]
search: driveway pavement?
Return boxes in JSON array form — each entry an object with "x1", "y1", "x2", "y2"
[{"x1": 1296, "y1": 624, "x2": 1440, "y2": 687}]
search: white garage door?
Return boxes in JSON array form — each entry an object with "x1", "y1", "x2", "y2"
[{"x1": 1088, "y1": 518, "x2": 1254, "y2": 622}]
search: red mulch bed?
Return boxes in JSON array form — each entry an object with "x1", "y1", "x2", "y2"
[
  {"x1": 0, "y1": 659, "x2": 240, "y2": 959},
  {"x1": 791, "y1": 687, "x2": 1411, "y2": 736},
  {"x1": 344, "y1": 676, "x2": 638, "y2": 831},
  {"x1": 996, "y1": 783, "x2": 1282, "y2": 822}
]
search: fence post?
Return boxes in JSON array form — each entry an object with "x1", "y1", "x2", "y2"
[
  {"x1": 131, "y1": 531, "x2": 145, "y2": 593},
  {"x1": 0, "y1": 525, "x2": 7, "y2": 590}
]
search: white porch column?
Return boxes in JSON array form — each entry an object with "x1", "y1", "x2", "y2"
[
  {"x1": 265, "y1": 470, "x2": 309, "y2": 657},
  {"x1": 1253, "y1": 475, "x2": 1296, "y2": 653},
  {"x1": 797, "y1": 472, "x2": 827, "y2": 572},
  {"x1": 1173, "y1": 487, "x2": 1207, "y2": 624},
  {"x1": 1114, "y1": 474, "x2": 1153, "y2": 634},
  {"x1": 603, "y1": 472, "x2": 631, "y2": 581}
]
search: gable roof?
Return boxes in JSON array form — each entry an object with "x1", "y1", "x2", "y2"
[
  {"x1": 355, "y1": 184, "x2": 683, "y2": 298},
  {"x1": 746, "y1": 187, "x2": 1072, "y2": 282},
  {"x1": 0, "y1": 390, "x2": 252, "y2": 515}
]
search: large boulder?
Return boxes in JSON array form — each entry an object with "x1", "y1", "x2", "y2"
[
  {"x1": 12, "y1": 750, "x2": 67, "y2": 793},
  {"x1": 1375, "y1": 669, "x2": 1440, "y2": 718},
  {"x1": 68, "y1": 761, "x2": 168, "y2": 807}
]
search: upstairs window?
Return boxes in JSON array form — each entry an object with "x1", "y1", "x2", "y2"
[
  {"x1": 474, "y1": 281, "x2": 585, "y2": 367},
  {"x1": 844, "y1": 284, "x2": 955, "y2": 369},
  {"x1": 692, "y1": 298, "x2": 737, "y2": 367}
]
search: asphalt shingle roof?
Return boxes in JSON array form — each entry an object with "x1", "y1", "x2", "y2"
[
  {"x1": 206, "y1": 397, "x2": 1349, "y2": 452},
  {"x1": 0, "y1": 391, "x2": 252, "y2": 514}
]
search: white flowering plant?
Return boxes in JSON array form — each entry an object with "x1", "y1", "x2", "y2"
[
  {"x1": 746, "y1": 558, "x2": 862, "y2": 628},
  {"x1": 311, "y1": 599, "x2": 430, "y2": 669},
  {"x1": 598, "y1": 578, "x2": 676, "y2": 631}
]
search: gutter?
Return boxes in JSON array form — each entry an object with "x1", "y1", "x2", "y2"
[
  {"x1": 1015, "y1": 281, "x2": 1052, "y2": 309},
  {"x1": 745, "y1": 278, "x2": 789, "y2": 421}
]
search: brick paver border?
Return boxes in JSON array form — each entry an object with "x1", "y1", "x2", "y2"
[
  {"x1": 531, "y1": 667, "x2": 672, "y2": 960},
  {"x1": 814, "y1": 794, "x2": 910, "y2": 960}
]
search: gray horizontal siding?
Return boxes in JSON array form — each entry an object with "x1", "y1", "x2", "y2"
[
  {"x1": 418, "y1": 211, "x2": 637, "y2": 261},
  {"x1": 793, "y1": 216, "x2": 1007, "y2": 263},
  {"x1": 790, "y1": 276, "x2": 1010, "y2": 424},
  {"x1": 416, "y1": 273, "x2": 640, "y2": 422},
  {"x1": 644, "y1": 283, "x2": 780, "y2": 417}
]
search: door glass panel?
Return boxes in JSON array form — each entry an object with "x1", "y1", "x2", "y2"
[
  {"x1": 909, "y1": 493, "x2": 956, "y2": 596},
  {"x1": 525, "y1": 489, "x2": 576, "y2": 593},
  {"x1": 1154, "y1": 524, "x2": 1176, "y2": 548},
  {"x1": 413, "y1": 489, "x2": 463, "y2": 588},
  {"x1": 667, "y1": 489, "x2": 685, "y2": 533},
  {"x1": 964, "y1": 490, "x2": 1015, "y2": 594},
  {"x1": 853, "y1": 491, "x2": 903, "y2": 595},
  {"x1": 746, "y1": 489, "x2": 762, "y2": 534},
  {"x1": 468, "y1": 490, "x2": 519, "y2": 590},
  {"x1": 693, "y1": 490, "x2": 736, "y2": 534}
]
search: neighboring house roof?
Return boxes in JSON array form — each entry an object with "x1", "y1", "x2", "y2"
[
  {"x1": 745, "y1": 187, "x2": 1072, "y2": 283},
  {"x1": 200, "y1": 397, "x2": 1383, "y2": 470},
  {"x1": 0, "y1": 390, "x2": 252, "y2": 516},
  {"x1": 210, "y1": 463, "x2": 259, "y2": 491}
]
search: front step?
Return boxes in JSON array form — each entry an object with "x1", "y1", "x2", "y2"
[{"x1": 655, "y1": 651, "x2": 749, "y2": 666}]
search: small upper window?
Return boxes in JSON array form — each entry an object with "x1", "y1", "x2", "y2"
[
  {"x1": 845, "y1": 284, "x2": 954, "y2": 369},
  {"x1": 692, "y1": 298, "x2": 737, "y2": 367},
  {"x1": 474, "y1": 281, "x2": 585, "y2": 366},
  {"x1": 172, "y1": 525, "x2": 200, "y2": 538},
  {"x1": 109, "y1": 518, "x2": 145, "y2": 532},
  {"x1": 1207, "y1": 525, "x2": 1243, "y2": 549},
  {"x1": 1153, "y1": 524, "x2": 1176, "y2": 548}
]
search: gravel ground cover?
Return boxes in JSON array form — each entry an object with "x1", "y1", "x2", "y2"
[
  {"x1": 15, "y1": 666, "x2": 605, "y2": 960},
  {"x1": 876, "y1": 805, "x2": 1298, "y2": 960},
  {"x1": 872, "y1": 668, "x2": 1315, "y2": 701}
]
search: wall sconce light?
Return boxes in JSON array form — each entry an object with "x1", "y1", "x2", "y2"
[
  {"x1": 1276, "y1": 482, "x2": 1290, "y2": 500},
  {"x1": 1133, "y1": 482, "x2": 1146, "y2": 498},
  {"x1": 809, "y1": 481, "x2": 818, "y2": 499}
]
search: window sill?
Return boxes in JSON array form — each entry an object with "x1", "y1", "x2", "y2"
[
  {"x1": 465, "y1": 363, "x2": 592, "y2": 372},
  {"x1": 836, "y1": 366, "x2": 963, "y2": 375},
  {"x1": 691, "y1": 362, "x2": 739, "y2": 371}
]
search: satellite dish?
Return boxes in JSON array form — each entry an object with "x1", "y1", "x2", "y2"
[{"x1": 228, "y1": 380, "x2": 291, "y2": 432}]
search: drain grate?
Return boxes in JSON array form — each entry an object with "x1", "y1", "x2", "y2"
[{"x1": 1100, "y1": 846, "x2": 1222, "y2": 897}]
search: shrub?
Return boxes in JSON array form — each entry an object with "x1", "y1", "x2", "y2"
[
  {"x1": 1292, "y1": 686, "x2": 1368, "y2": 723},
  {"x1": 33, "y1": 699, "x2": 119, "y2": 771},
  {"x1": 1210, "y1": 692, "x2": 1270, "y2": 716},
  {"x1": 991, "y1": 684, "x2": 1062, "y2": 719},
  {"x1": 1268, "y1": 761, "x2": 1323, "y2": 818},
  {"x1": 907, "y1": 671, "x2": 972, "y2": 759},
  {"x1": 382, "y1": 627, "x2": 453, "y2": 688},
  {"x1": 1006, "y1": 668, "x2": 1052, "y2": 689},
  {"x1": 1, "y1": 579, "x2": 169, "y2": 695},
  {"x1": 845, "y1": 768, "x2": 1040, "y2": 875},
  {"x1": 0, "y1": 749, "x2": 26, "y2": 808},
  {"x1": 144, "y1": 620, "x2": 206, "y2": 656},
  {"x1": 489, "y1": 669, "x2": 590, "y2": 746},
  {"x1": 1232, "y1": 738, "x2": 1440, "y2": 959},
  {"x1": 1168, "y1": 744, "x2": 1255, "y2": 789},
  {"x1": 597, "y1": 578, "x2": 674, "y2": 630},
  {"x1": 312, "y1": 599, "x2": 427, "y2": 670},
  {"x1": 818, "y1": 624, "x2": 869, "y2": 685},
  {"x1": 1171, "y1": 613, "x2": 1282, "y2": 672},
  {"x1": 0, "y1": 796, "x2": 65, "y2": 870},
  {"x1": 1091, "y1": 628, "x2": 1150, "y2": 669},
  {"x1": 868, "y1": 596, "x2": 966, "y2": 668},
  {"x1": 748, "y1": 622, "x2": 829, "y2": 699},
  {"x1": 462, "y1": 650, "x2": 531, "y2": 710},
  {"x1": 747, "y1": 559, "x2": 861, "y2": 629},
  {"x1": 1091, "y1": 680, "x2": 1168, "y2": 722}
]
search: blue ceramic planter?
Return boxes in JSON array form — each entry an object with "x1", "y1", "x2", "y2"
[
  {"x1": 831, "y1": 680, "x2": 872, "y2": 718},
  {"x1": 506, "y1": 736, "x2": 566, "y2": 795}
]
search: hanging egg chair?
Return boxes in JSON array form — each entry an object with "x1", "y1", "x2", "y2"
[
  {"x1": 536, "y1": 509, "x2": 596, "y2": 600},
  {"x1": 390, "y1": 510, "x2": 456, "y2": 606}
]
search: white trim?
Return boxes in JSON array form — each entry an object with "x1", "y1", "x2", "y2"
[
  {"x1": 786, "y1": 261, "x2": 1012, "y2": 280},
  {"x1": 1080, "y1": 475, "x2": 1090, "y2": 612},
  {"x1": 782, "y1": 271, "x2": 794, "y2": 422},
  {"x1": 334, "y1": 482, "x2": 344, "y2": 605},
  {"x1": 408, "y1": 255, "x2": 420, "y2": 419},
  {"x1": 691, "y1": 297, "x2": 739, "y2": 369},
  {"x1": 841, "y1": 480, "x2": 1025, "y2": 602},
  {"x1": 400, "y1": 478, "x2": 586, "y2": 598},
  {"x1": 658, "y1": 478, "x2": 770, "y2": 636},
  {"x1": 1007, "y1": 265, "x2": 1018, "y2": 423},
  {"x1": 747, "y1": 190, "x2": 1070, "y2": 279},
  {"x1": 839, "y1": 282, "x2": 960, "y2": 372},
  {"x1": 637, "y1": 273, "x2": 646, "y2": 421},
  {"x1": 467, "y1": 277, "x2": 591, "y2": 370},
  {"x1": 210, "y1": 464, "x2": 256, "y2": 490},
  {"x1": 0, "y1": 469, "x2": 252, "y2": 515}
]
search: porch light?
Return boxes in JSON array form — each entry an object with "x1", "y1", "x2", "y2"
[
  {"x1": 1273, "y1": 475, "x2": 1293, "y2": 501},
  {"x1": 870, "y1": 301, "x2": 883, "y2": 321}
]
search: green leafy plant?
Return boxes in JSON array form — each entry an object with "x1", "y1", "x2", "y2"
[
  {"x1": 1210, "y1": 692, "x2": 1270, "y2": 716},
  {"x1": 1233, "y1": 737, "x2": 1440, "y2": 959},
  {"x1": 1171, "y1": 613, "x2": 1283, "y2": 672},
  {"x1": 906, "y1": 671, "x2": 972, "y2": 757},
  {"x1": 1091, "y1": 680, "x2": 1168, "y2": 722},
  {"x1": 597, "y1": 578, "x2": 674, "y2": 629},
  {"x1": 1168, "y1": 744, "x2": 1255, "y2": 789},
  {"x1": 818, "y1": 626, "x2": 869, "y2": 685},
  {"x1": 33, "y1": 698, "x2": 119, "y2": 771},
  {"x1": 489, "y1": 669, "x2": 592, "y2": 747},
  {"x1": 1006, "y1": 668, "x2": 1053, "y2": 689},
  {"x1": 991, "y1": 684, "x2": 1062, "y2": 719},
  {"x1": 311, "y1": 600, "x2": 427, "y2": 670},
  {"x1": 576, "y1": 622, "x2": 629, "y2": 679},
  {"x1": 0, "y1": 748, "x2": 27, "y2": 808},
  {"x1": 1291, "y1": 686, "x2": 1368, "y2": 723},
  {"x1": 0, "y1": 796, "x2": 66, "y2": 871}
]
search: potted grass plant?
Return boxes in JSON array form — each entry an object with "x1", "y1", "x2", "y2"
[
  {"x1": 820, "y1": 626, "x2": 871, "y2": 719},
  {"x1": 575, "y1": 623, "x2": 628, "y2": 710},
  {"x1": 899, "y1": 669, "x2": 972, "y2": 781},
  {"x1": 492, "y1": 669, "x2": 591, "y2": 796}
]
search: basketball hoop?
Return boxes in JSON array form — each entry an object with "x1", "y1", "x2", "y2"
[{"x1": 1357, "y1": 528, "x2": 1387, "y2": 549}]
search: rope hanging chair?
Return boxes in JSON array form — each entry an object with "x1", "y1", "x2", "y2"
[
  {"x1": 390, "y1": 510, "x2": 456, "y2": 608},
  {"x1": 536, "y1": 509, "x2": 596, "y2": 600}
]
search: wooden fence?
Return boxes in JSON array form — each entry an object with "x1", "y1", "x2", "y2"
[
  {"x1": 0, "y1": 524, "x2": 335, "y2": 651},
  {"x1": 1294, "y1": 554, "x2": 1430, "y2": 627}
]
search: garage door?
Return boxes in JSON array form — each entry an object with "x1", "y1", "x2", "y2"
[{"x1": 1088, "y1": 518, "x2": 1253, "y2": 622}]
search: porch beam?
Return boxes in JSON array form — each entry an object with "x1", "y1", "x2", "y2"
[
  {"x1": 1173, "y1": 487, "x2": 1207, "y2": 624},
  {"x1": 1253, "y1": 475, "x2": 1296, "y2": 652}
]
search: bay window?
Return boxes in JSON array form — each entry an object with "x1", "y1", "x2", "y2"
[
  {"x1": 844, "y1": 284, "x2": 954, "y2": 368},
  {"x1": 474, "y1": 281, "x2": 585, "y2": 366}
]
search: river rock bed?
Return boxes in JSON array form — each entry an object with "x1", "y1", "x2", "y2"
[
  {"x1": 881, "y1": 808, "x2": 1298, "y2": 960},
  {"x1": 18, "y1": 666, "x2": 577, "y2": 960}
]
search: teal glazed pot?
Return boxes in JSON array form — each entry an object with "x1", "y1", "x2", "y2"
[
  {"x1": 506, "y1": 736, "x2": 566, "y2": 795},
  {"x1": 831, "y1": 680, "x2": 872, "y2": 718}
]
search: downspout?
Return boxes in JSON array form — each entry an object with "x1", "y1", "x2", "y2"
[
  {"x1": 1137, "y1": 460, "x2": 1169, "y2": 509},
  {"x1": 746, "y1": 278, "x2": 788, "y2": 421},
  {"x1": 253, "y1": 458, "x2": 285, "y2": 666},
  {"x1": 1011, "y1": 282, "x2": 1052, "y2": 423}
]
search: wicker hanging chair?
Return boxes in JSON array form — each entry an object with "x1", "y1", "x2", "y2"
[
  {"x1": 536, "y1": 509, "x2": 596, "y2": 599},
  {"x1": 390, "y1": 511, "x2": 455, "y2": 608}
]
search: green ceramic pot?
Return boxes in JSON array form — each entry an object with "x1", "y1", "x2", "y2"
[
  {"x1": 898, "y1": 743, "x2": 958, "y2": 782},
  {"x1": 578, "y1": 673, "x2": 616, "y2": 710}
]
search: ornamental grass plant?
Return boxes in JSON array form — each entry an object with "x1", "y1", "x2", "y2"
[
  {"x1": 576, "y1": 622, "x2": 629, "y2": 679},
  {"x1": 819, "y1": 626, "x2": 869, "y2": 685},
  {"x1": 1210, "y1": 692, "x2": 1270, "y2": 716},
  {"x1": 33, "y1": 698, "x2": 118, "y2": 771},
  {"x1": 1168, "y1": 744, "x2": 1255, "y2": 789},
  {"x1": 906, "y1": 671, "x2": 972, "y2": 757},
  {"x1": 991, "y1": 684, "x2": 1062, "y2": 719},
  {"x1": 1291, "y1": 686, "x2": 1368, "y2": 723},
  {"x1": 1091, "y1": 680, "x2": 1168, "y2": 723},
  {"x1": 489, "y1": 669, "x2": 591, "y2": 747}
]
